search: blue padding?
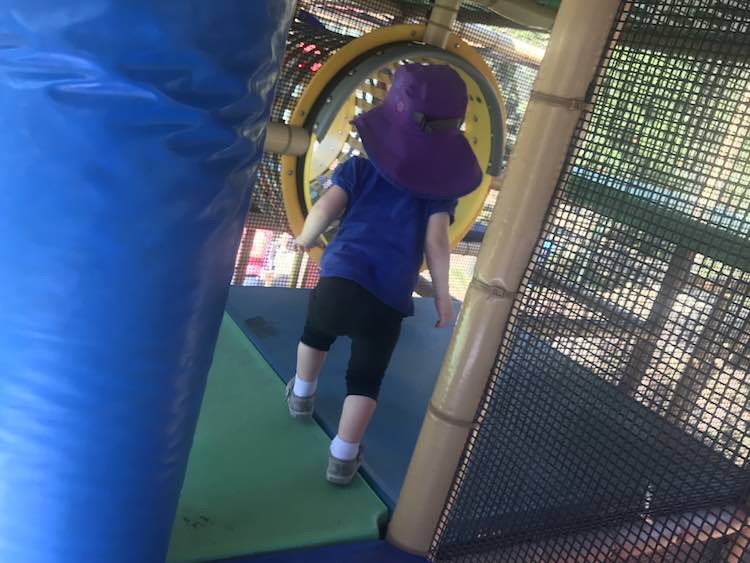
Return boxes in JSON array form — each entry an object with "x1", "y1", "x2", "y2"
[
  {"x1": 0, "y1": 3, "x2": 293, "y2": 562},
  {"x1": 226, "y1": 287, "x2": 460, "y2": 509},
  {"x1": 218, "y1": 540, "x2": 427, "y2": 563}
]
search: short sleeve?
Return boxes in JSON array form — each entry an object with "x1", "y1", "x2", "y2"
[
  {"x1": 426, "y1": 198, "x2": 459, "y2": 225},
  {"x1": 331, "y1": 156, "x2": 365, "y2": 201}
]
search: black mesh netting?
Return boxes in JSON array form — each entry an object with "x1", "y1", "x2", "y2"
[
  {"x1": 232, "y1": 1, "x2": 548, "y2": 298},
  {"x1": 431, "y1": 1, "x2": 750, "y2": 562}
]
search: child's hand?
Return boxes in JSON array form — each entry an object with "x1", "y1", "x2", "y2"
[
  {"x1": 435, "y1": 293, "x2": 453, "y2": 328},
  {"x1": 295, "y1": 236, "x2": 321, "y2": 252}
]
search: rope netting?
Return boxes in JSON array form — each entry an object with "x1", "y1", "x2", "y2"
[
  {"x1": 231, "y1": 1, "x2": 548, "y2": 298},
  {"x1": 432, "y1": 1, "x2": 750, "y2": 561}
]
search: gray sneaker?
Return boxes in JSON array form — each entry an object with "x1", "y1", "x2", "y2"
[
  {"x1": 326, "y1": 447, "x2": 364, "y2": 486},
  {"x1": 285, "y1": 377, "x2": 314, "y2": 418}
]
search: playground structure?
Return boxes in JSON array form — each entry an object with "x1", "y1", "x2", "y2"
[
  {"x1": 1, "y1": 1, "x2": 750, "y2": 563},
  {"x1": 232, "y1": 1, "x2": 546, "y2": 300}
]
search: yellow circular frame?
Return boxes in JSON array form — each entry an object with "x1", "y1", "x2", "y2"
[{"x1": 280, "y1": 24, "x2": 508, "y2": 265}]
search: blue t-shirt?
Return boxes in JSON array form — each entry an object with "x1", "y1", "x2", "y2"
[{"x1": 320, "y1": 157, "x2": 457, "y2": 317}]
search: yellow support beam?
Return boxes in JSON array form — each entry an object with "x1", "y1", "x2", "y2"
[{"x1": 387, "y1": 0, "x2": 623, "y2": 555}]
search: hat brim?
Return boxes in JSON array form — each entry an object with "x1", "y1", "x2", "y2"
[{"x1": 353, "y1": 105, "x2": 483, "y2": 200}]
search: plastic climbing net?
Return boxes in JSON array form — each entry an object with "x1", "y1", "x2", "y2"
[
  {"x1": 231, "y1": 0, "x2": 548, "y2": 299},
  {"x1": 432, "y1": 1, "x2": 750, "y2": 561}
]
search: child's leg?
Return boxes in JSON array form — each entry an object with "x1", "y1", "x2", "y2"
[
  {"x1": 294, "y1": 283, "x2": 337, "y2": 398},
  {"x1": 337, "y1": 395, "x2": 377, "y2": 443},
  {"x1": 294, "y1": 342, "x2": 326, "y2": 396},
  {"x1": 288, "y1": 298, "x2": 335, "y2": 416},
  {"x1": 329, "y1": 395, "x2": 376, "y2": 464},
  {"x1": 330, "y1": 318, "x2": 401, "y2": 461}
]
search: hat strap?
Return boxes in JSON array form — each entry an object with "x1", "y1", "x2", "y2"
[{"x1": 412, "y1": 112, "x2": 463, "y2": 133}]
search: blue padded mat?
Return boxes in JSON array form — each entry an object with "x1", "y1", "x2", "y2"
[
  {"x1": 218, "y1": 540, "x2": 426, "y2": 562},
  {"x1": 226, "y1": 286, "x2": 459, "y2": 509}
]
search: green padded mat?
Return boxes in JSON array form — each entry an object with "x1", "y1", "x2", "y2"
[{"x1": 167, "y1": 315, "x2": 387, "y2": 563}]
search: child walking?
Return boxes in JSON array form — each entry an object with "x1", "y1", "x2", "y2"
[{"x1": 287, "y1": 64, "x2": 483, "y2": 485}]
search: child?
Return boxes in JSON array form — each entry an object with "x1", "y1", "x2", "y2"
[{"x1": 287, "y1": 64, "x2": 483, "y2": 485}]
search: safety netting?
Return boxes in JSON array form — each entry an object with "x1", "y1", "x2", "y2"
[
  {"x1": 231, "y1": 1, "x2": 549, "y2": 300},
  {"x1": 431, "y1": 1, "x2": 750, "y2": 561}
]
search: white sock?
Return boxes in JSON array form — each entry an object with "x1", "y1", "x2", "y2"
[
  {"x1": 330, "y1": 436, "x2": 359, "y2": 461},
  {"x1": 293, "y1": 375, "x2": 317, "y2": 397}
]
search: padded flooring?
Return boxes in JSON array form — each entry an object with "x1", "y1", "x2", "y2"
[
  {"x1": 225, "y1": 286, "x2": 459, "y2": 509},
  {"x1": 167, "y1": 315, "x2": 387, "y2": 563}
]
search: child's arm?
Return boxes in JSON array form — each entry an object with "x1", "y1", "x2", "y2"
[
  {"x1": 425, "y1": 212, "x2": 452, "y2": 328},
  {"x1": 295, "y1": 185, "x2": 348, "y2": 250}
]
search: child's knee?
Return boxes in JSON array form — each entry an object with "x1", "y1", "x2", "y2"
[
  {"x1": 345, "y1": 370, "x2": 384, "y2": 400},
  {"x1": 301, "y1": 325, "x2": 335, "y2": 352}
]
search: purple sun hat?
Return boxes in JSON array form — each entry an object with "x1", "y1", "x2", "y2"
[{"x1": 353, "y1": 63, "x2": 483, "y2": 200}]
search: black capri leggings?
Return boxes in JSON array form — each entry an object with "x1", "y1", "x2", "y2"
[{"x1": 301, "y1": 277, "x2": 402, "y2": 400}]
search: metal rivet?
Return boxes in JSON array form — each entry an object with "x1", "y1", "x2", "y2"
[
  {"x1": 454, "y1": 43, "x2": 460, "y2": 48},
  {"x1": 287, "y1": 170, "x2": 293, "y2": 176},
  {"x1": 300, "y1": 110, "x2": 306, "y2": 117}
]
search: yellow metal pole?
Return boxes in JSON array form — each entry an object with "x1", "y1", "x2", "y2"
[
  {"x1": 288, "y1": 249, "x2": 305, "y2": 289},
  {"x1": 262, "y1": 122, "x2": 310, "y2": 155},
  {"x1": 424, "y1": 0, "x2": 461, "y2": 49},
  {"x1": 387, "y1": 0, "x2": 623, "y2": 555}
]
